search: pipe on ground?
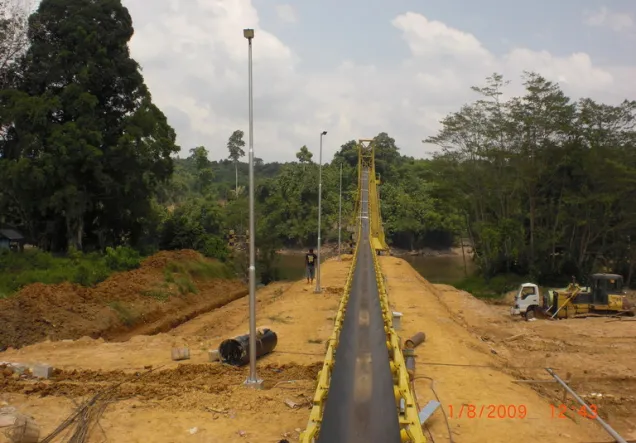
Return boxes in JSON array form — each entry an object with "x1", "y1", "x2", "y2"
[
  {"x1": 218, "y1": 328, "x2": 278, "y2": 366},
  {"x1": 404, "y1": 332, "x2": 426, "y2": 349},
  {"x1": 402, "y1": 332, "x2": 425, "y2": 380}
]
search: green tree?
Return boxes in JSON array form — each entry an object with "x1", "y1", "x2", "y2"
[
  {"x1": 160, "y1": 197, "x2": 228, "y2": 260},
  {"x1": 425, "y1": 72, "x2": 636, "y2": 285},
  {"x1": 0, "y1": 0, "x2": 178, "y2": 251},
  {"x1": 296, "y1": 145, "x2": 313, "y2": 170},
  {"x1": 189, "y1": 146, "x2": 214, "y2": 194},
  {"x1": 227, "y1": 129, "x2": 246, "y2": 198}
]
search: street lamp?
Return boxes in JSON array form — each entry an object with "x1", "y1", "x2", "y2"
[
  {"x1": 243, "y1": 28, "x2": 262, "y2": 389},
  {"x1": 315, "y1": 130, "x2": 327, "y2": 293},
  {"x1": 338, "y1": 162, "x2": 342, "y2": 261}
]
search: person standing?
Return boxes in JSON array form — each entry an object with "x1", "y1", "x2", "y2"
[{"x1": 305, "y1": 248, "x2": 318, "y2": 284}]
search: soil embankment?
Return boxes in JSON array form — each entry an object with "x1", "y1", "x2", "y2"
[
  {"x1": 0, "y1": 250, "x2": 246, "y2": 349},
  {"x1": 0, "y1": 258, "x2": 349, "y2": 442}
]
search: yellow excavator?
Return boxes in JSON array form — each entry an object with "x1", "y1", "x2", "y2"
[{"x1": 511, "y1": 273, "x2": 635, "y2": 320}]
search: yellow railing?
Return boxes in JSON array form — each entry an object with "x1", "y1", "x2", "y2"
[{"x1": 372, "y1": 252, "x2": 427, "y2": 442}]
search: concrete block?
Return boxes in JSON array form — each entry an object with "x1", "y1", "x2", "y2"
[
  {"x1": 208, "y1": 350, "x2": 219, "y2": 362},
  {"x1": 171, "y1": 348, "x2": 190, "y2": 361},
  {"x1": 32, "y1": 364, "x2": 53, "y2": 379},
  {"x1": 392, "y1": 311, "x2": 403, "y2": 330}
]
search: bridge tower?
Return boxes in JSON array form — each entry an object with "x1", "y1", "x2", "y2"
[{"x1": 357, "y1": 138, "x2": 389, "y2": 254}]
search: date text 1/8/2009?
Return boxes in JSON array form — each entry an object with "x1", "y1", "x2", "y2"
[{"x1": 448, "y1": 404, "x2": 527, "y2": 419}]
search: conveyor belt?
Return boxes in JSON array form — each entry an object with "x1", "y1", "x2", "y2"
[{"x1": 317, "y1": 169, "x2": 402, "y2": 443}]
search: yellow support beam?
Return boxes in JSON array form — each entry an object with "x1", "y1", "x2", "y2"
[{"x1": 358, "y1": 138, "x2": 389, "y2": 253}]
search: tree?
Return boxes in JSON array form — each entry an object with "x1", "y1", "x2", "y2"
[
  {"x1": 189, "y1": 146, "x2": 214, "y2": 194},
  {"x1": 0, "y1": 0, "x2": 178, "y2": 251},
  {"x1": 333, "y1": 140, "x2": 359, "y2": 168},
  {"x1": 0, "y1": 0, "x2": 30, "y2": 89},
  {"x1": 227, "y1": 129, "x2": 245, "y2": 197},
  {"x1": 160, "y1": 196, "x2": 228, "y2": 260},
  {"x1": 425, "y1": 72, "x2": 636, "y2": 285},
  {"x1": 296, "y1": 145, "x2": 313, "y2": 170}
]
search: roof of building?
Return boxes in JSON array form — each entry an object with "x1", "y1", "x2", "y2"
[
  {"x1": 591, "y1": 273, "x2": 622, "y2": 279},
  {"x1": 0, "y1": 229, "x2": 24, "y2": 241}
]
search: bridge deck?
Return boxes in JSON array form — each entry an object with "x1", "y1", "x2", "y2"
[{"x1": 317, "y1": 169, "x2": 401, "y2": 443}]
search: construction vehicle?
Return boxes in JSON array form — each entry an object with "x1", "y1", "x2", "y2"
[{"x1": 510, "y1": 273, "x2": 635, "y2": 321}]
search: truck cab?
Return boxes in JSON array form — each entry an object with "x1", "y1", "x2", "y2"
[{"x1": 510, "y1": 283, "x2": 541, "y2": 320}]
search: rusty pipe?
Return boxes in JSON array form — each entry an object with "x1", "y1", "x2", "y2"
[{"x1": 405, "y1": 332, "x2": 426, "y2": 349}]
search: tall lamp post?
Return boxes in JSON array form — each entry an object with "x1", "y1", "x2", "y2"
[
  {"x1": 243, "y1": 28, "x2": 262, "y2": 389},
  {"x1": 338, "y1": 162, "x2": 342, "y2": 261},
  {"x1": 315, "y1": 130, "x2": 327, "y2": 293}
]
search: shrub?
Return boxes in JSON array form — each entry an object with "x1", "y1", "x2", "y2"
[
  {"x1": 455, "y1": 273, "x2": 526, "y2": 299},
  {"x1": 104, "y1": 246, "x2": 141, "y2": 271}
]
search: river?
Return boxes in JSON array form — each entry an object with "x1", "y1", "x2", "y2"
[{"x1": 273, "y1": 252, "x2": 475, "y2": 286}]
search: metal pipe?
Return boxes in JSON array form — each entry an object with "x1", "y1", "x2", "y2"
[
  {"x1": 546, "y1": 368, "x2": 627, "y2": 443},
  {"x1": 404, "y1": 332, "x2": 426, "y2": 349},
  {"x1": 403, "y1": 348, "x2": 416, "y2": 380},
  {"x1": 315, "y1": 130, "x2": 327, "y2": 293},
  {"x1": 338, "y1": 162, "x2": 342, "y2": 261},
  {"x1": 219, "y1": 329, "x2": 278, "y2": 366},
  {"x1": 243, "y1": 28, "x2": 261, "y2": 388}
]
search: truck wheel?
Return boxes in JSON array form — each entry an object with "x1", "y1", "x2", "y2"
[{"x1": 525, "y1": 308, "x2": 535, "y2": 321}]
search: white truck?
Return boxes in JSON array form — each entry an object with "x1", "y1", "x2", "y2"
[
  {"x1": 509, "y1": 283, "x2": 545, "y2": 321},
  {"x1": 510, "y1": 274, "x2": 632, "y2": 321}
]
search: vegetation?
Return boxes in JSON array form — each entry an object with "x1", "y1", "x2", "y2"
[
  {"x1": 425, "y1": 73, "x2": 636, "y2": 286},
  {"x1": 1, "y1": 0, "x2": 635, "y2": 297},
  {"x1": 0, "y1": 246, "x2": 140, "y2": 298}
]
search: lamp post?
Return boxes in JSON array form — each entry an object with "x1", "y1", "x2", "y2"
[
  {"x1": 338, "y1": 162, "x2": 342, "y2": 261},
  {"x1": 243, "y1": 28, "x2": 262, "y2": 389},
  {"x1": 315, "y1": 130, "x2": 327, "y2": 293}
]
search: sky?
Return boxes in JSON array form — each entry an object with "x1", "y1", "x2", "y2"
[{"x1": 119, "y1": 0, "x2": 636, "y2": 163}]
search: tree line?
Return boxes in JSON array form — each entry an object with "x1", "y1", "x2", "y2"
[
  {"x1": 425, "y1": 73, "x2": 636, "y2": 285},
  {"x1": 2, "y1": 0, "x2": 634, "y2": 288}
]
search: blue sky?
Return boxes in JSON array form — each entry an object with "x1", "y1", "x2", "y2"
[{"x1": 121, "y1": 0, "x2": 636, "y2": 161}]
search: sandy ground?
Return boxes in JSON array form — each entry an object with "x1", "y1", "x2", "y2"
[
  {"x1": 2, "y1": 255, "x2": 635, "y2": 443},
  {"x1": 381, "y1": 256, "x2": 636, "y2": 443},
  {"x1": 0, "y1": 258, "x2": 349, "y2": 443}
]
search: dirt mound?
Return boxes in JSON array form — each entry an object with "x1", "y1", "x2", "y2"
[
  {"x1": 141, "y1": 250, "x2": 202, "y2": 270},
  {"x1": 0, "y1": 250, "x2": 246, "y2": 349}
]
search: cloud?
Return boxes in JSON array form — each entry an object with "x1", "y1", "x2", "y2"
[
  {"x1": 275, "y1": 4, "x2": 297, "y2": 24},
  {"x1": 123, "y1": 1, "x2": 636, "y2": 162},
  {"x1": 584, "y1": 6, "x2": 634, "y2": 32}
]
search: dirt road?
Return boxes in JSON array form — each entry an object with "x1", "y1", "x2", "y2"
[{"x1": 1, "y1": 255, "x2": 634, "y2": 442}]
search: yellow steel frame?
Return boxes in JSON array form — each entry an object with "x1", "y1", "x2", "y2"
[
  {"x1": 372, "y1": 251, "x2": 427, "y2": 442},
  {"x1": 300, "y1": 137, "x2": 425, "y2": 442},
  {"x1": 358, "y1": 139, "x2": 389, "y2": 253}
]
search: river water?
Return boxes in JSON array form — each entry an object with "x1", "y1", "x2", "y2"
[{"x1": 274, "y1": 252, "x2": 475, "y2": 286}]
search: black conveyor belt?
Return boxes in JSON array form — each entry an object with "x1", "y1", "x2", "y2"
[{"x1": 317, "y1": 169, "x2": 401, "y2": 443}]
